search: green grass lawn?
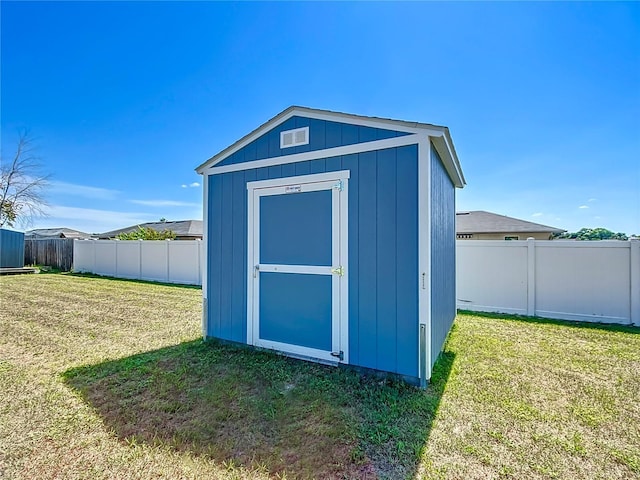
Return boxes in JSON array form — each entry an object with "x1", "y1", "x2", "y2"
[{"x1": 1, "y1": 273, "x2": 638, "y2": 479}]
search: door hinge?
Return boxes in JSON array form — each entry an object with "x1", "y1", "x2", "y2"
[
  {"x1": 331, "y1": 351, "x2": 344, "y2": 361},
  {"x1": 331, "y1": 265, "x2": 344, "y2": 276},
  {"x1": 333, "y1": 180, "x2": 344, "y2": 191}
]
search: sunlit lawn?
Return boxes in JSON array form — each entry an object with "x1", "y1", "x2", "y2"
[{"x1": 1, "y1": 273, "x2": 638, "y2": 479}]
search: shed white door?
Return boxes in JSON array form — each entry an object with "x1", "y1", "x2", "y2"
[{"x1": 247, "y1": 172, "x2": 349, "y2": 363}]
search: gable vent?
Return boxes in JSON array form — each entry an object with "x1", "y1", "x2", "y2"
[{"x1": 280, "y1": 126, "x2": 309, "y2": 149}]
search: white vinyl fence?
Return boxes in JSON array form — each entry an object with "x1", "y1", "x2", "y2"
[
  {"x1": 456, "y1": 239, "x2": 640, "y2": 326},
  {"x1": 74, "y1": 239, "x2": 203, "y2": 285}
]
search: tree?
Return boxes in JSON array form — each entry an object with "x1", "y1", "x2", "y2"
[
  {"x1": 116, "y1": 226, "x2": 176, "y2": 240},
  {"x1": 0, "y1": 132, "x2": 50, "y2": 228},
  {"x1": 553, "y1": 228, "x2": 628, "y2": 241}
]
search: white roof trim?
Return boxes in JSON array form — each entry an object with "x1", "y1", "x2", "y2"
[{"x1": 195, "y1": 106, "x2": 465, "y2": 188}]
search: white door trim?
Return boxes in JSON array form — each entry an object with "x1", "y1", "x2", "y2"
[{"x1": 246, "y1": 170, "x2": 350, "y2": 364}]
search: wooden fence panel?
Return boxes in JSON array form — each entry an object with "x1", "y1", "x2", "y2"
[{"x1": 24, "y1": 238, "x2": 74, "y2": 271}]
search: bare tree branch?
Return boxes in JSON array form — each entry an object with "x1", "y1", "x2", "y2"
[{"x1": 0, "y1": 131, "x2": 51, "y2": 228}]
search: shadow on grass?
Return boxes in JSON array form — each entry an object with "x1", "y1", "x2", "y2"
[
  {"x1": 67, "y1": 272, "x2": 202, "y2": 290},
  {"x1": 63, "y1": 339, "x2": 454, "y2": 479},
  {"x1": 458, "y1": 309, "x2": 640, "y2": 335}
]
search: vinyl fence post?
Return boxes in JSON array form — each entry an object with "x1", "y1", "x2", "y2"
[
  {"x1": 197, "y1": 239, "x2": 202, "y2": 286},
  {"x1": 527, "y1": 238, "x2": 536, "y2": 317},
  {"x1": 138, "y1": 240, "x2": 143, "y2": 281},
  {"x1": 630, "y1": 239, "x2": 640, "y2": 327},
  {"x1": 166, "y1": 239, "x2": 171, "y2": 283}
]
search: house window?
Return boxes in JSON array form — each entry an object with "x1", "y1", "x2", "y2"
[
  {"x1": 280, "y1": 127, "x2": 309, "y2": 149},
  {"x1": 504, "y1": 236, "x2": 519, "y2": 241}
]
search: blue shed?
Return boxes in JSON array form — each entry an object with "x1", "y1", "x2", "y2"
[
  {"x1": 0, "y1": 228, "x2": 25, "y2": 268},
  {"x1": 196, "y1": 106, "x2": 465, "y2": 386}
]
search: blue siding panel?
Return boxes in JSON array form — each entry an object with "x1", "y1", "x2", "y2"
[
  {"x1": 256, "y1": 133, "x2": 269, "y2": 161},
  {"x1": 207, "y1": 175, "x2": 223, "y2": 338},
  {"x1": 307, "y1": 118, "x2": 326, "y2": 152},
  {"x1": 430, "y1": 144, "x2": 457, "y2": 368},
  {"x1": 325, "y1": 156, "x2": 342, "y2": 172},
  {"x1": 310, "y1": 158, "x2": 326, "y2": 174},
  {"x1": 357, "y1": 151, "x2": 378, "y2": 370},
  {"x1": 231, "y1": 171, "x2": 246, "y2": 343},
  {"x1": 281, "y1": 163, "x2": 296, "y2": 178},
  {"x1": 257, "y1": 167, "x2": 269, "y2": 181},
  {"x1": 325, "y1": 121, "x2": 342, "y2": 149},
  {"x1": 375, "y1": 148, "x2": 397, "y2": 373},
  {"x1": 395, "y1": 146, "x2": 419, "y2": 376},
  {"x1": 358, "y1": 126, "x2": 377, "y2": 143},
  {"x1": 207, "y1": 143, "x2": 421, "y2": 378},
  {"x1": 244, "y1": 138, "x2": 257, "y2": 162},
  {"x1": 215, "y1": 116, "x2": 412, "y2": 167},
  {"x1": 342, "y1": 123, "x2": 359, "y2": 146},
  {"x1": 268, "y1": 165, "x2": 282, "y2": 178},
  {"x1": 295, "y1": 161, "x2": 311, "y2": 176},
  {"x1": 268, "y1": 127, "x2": 281, "y2": 158},
  {"x1": 219, "y1": 174, "x2": 234, "y2": 341}
]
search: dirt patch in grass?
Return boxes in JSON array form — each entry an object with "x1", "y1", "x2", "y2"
[{"x1": 61, "y1": 338, "x2": 451, "y2": 479}]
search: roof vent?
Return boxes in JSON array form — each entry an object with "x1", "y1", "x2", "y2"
[{"x1": 280, "y1": 127, "x2": 309, "y2": 149}]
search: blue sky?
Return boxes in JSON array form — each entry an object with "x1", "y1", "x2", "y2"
[{"x1": 2, "y1": 1, "x2": 639, "y2": 235}]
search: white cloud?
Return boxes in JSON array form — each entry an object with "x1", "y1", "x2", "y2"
[
  {"x1": 532, "y1": 212, "x2": 543, "y2": 217},
  {"x1": 49, "y1": 181, "x2": 120, "y2": 200},
  {"x1": 181, "y1": 184, "x2": 188, "y2": 188},
  {"x1": 588, "y1": 198, "x2": 597, "y2": 202},
  {"x1": 180, "y1": 182, "x2": 200, "y2": 188},
  {"x1": 579, "y1": 205, "x2": 589, "y2": 209},
  {"x1": 130, "y1": 199, "x2": 200, "y2": 207},
  {"x1": 37, "y1": 205, "x2": 157, "y2": 233}
]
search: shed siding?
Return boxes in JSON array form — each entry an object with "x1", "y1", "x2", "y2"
[
  {"x1": 0, "y1": 229, "x2": 25, "y2": 268},
  {"x1": 430, "y1": 143, "x2": 456, "y2": 368},
  {"x1": 216, "y1": 116, "x2": 411, "y2": 167},
  {"x1": 207, "y1": 144, "x2": 419, "y2": 378}
]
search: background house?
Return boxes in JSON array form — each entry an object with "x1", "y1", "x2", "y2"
[
  {"x1": 99, "y1": 220, "x2": 203, "y2": 240},
  {"x1": 25, "y1": 227, "x2": 93, "y2": 239},
  {"x1": 196, "y1": 106, "x2": 465, "y2": 387},
  {"x1": 456, "y1": 211, "x2": 565, "y2": 240}
]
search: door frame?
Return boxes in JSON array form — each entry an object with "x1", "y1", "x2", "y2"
[{"x1": 246, "y1": 170, "x2": 350, "y2": 364}]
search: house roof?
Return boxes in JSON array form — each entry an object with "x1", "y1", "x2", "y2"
[
  {"x1": 195, "y1": 105, "x2": 465, "y2": 187},
  {"x1": 25, "y1": 227, "x2": 92, "y2": 239},
  {"x1": 99, "y1": 220, "x2": 203, "y2": 239},
  {"x1": 456, "y1": 211, "x2": 565, "y2": 234}
]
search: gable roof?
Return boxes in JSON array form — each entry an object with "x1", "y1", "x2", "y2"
[
  {"x1": 195, "y1": 106, "x2": 465, "y2": 187},
  {"x1": 456, "y1": 211, "x2": 565, "y2": 234},
  {"x1": 99, "y1": 220, "x2": 203, "y2": 239},
  {"x1": 25, "y1": 227, "x2": 92, "y2": 239}
]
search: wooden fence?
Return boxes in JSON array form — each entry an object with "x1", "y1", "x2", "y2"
[{"x1": 24, "y1": 238, "x2": 75, "y2": 271}]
